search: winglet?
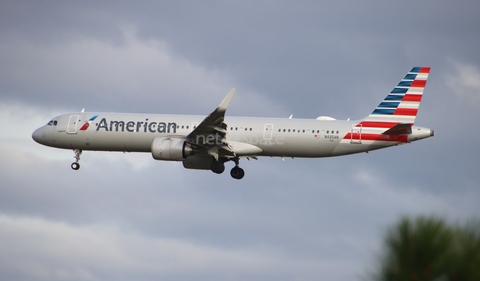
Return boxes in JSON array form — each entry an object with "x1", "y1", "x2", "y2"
[{"x1": 218, "y1": 88, "x2": 235, "y2": 112}]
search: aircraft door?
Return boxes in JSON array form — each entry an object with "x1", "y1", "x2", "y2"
[
  {"x1": 350, "y1": 124, "x2": 362, "y2": 144},
  {"x1": 67, "y1": 115, "x2": 79, "y2": 134},
  {"x1": 263, "y1": 124, "x2": 273, "y2": 140},
  {"x1": 191, "y1": 122, "x2": 198, "y2": 131}
]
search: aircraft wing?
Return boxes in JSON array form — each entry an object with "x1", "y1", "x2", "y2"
[{"x1": 186, "y1": 89, "x2": 236, "y2": 159}]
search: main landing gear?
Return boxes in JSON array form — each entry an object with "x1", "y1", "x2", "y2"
[
  {"x1": 71, "y1": 149, "x2": 82, "y2": 170},
  {"x1": 210, "y1": 157, "x2": 245, "y2": 180},
  {"x1": 230, "y1": 166, "x2": 245, "y2": 180}
]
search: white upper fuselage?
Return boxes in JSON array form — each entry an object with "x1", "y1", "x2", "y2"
[{"x1": 32, "y1": 112, "x2": 433, "y2": 158}]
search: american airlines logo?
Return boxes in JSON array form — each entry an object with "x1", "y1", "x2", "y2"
[
  {"x1": 95, "y1": 117, "x2": 178, "y2": 133},
  {"x1": 79, "y1": 115, "x2": 98, "y2": 131}
]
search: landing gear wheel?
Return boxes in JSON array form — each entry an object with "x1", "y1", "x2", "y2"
[
  {"x1": 71, "y1": 162, "x2": 80, "y2": 170},
  {"x1": 72, "y1": 149, "x2": 82, "y2": 170},
  {"x1": 230, "y1": 166, "x2": 245, "y2": 180},
  {"x1": 211, "y1": 161, "x2": 225, "y2": 174}
]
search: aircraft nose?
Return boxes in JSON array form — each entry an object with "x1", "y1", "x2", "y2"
[{"x1": 32, "y1": 127, "x2": 45, "y2": 144}]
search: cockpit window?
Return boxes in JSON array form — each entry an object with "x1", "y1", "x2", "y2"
[
  {"x1": 47, "y1": 120, "x2": 53, "y2": 126},
  {"x1": 53, "y1": 120, "x2": 58, "y2": 126}
]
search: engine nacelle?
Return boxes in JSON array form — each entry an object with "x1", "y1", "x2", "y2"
[{"x1": 151, "y1": 137, "x2": 194, "y2": 161}]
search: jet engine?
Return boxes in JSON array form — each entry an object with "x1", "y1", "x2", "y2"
[{"x1": 151, "y1": 137, "x2": 194, "y2": 161}]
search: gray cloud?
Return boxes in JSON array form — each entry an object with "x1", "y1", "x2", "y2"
[{"x1": 1, "y1": 1, "x2": 480, "y2": 280}]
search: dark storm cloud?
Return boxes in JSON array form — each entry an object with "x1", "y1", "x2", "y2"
[{"x1": 1, "y1": 1, "x2": 480, "y2": 281}]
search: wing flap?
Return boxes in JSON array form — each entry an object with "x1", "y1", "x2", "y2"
[{"x1": 210, "y1": 125, "x2": 228, "y2": 134}]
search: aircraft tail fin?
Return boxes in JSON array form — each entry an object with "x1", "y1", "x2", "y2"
[{"x1": 363, "y1": 67, "x2": 430, "y2": 125}]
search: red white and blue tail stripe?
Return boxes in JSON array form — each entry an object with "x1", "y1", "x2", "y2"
[
  {"x1": 364, "y1": 67, "x2": 430, "y2": 125},
  {"x1": 343, "y1": 67, "x2": 430, "y2": 145}
]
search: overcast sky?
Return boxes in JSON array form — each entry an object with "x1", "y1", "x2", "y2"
[{"x1": 1, "y1": 1, "x2": 480, "y2": 281}]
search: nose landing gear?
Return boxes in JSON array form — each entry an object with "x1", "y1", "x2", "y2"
[{"x1": 71, "y1": 149, "x2": 82, "y2": 170}]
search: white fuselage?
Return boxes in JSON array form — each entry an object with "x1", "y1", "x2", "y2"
[
  {"x1": 32, "y1": 112, "x2": 433, "y2": 158},
  {"x1": 31, "y1": 67, "x2": 434, "y2": 179}
]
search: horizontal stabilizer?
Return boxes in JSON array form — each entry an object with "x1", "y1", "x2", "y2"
[{"x1": 382, "y1": 123, "x2": 412, "y2": 135}]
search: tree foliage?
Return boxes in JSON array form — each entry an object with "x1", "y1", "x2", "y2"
[{"x1": 375, "y1": 216, "x2": 480, "y2": 281}]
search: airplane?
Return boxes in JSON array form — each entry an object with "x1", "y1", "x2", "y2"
[{"x1": 32, "y1": 67, "x2": 434, "y2": 179}]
